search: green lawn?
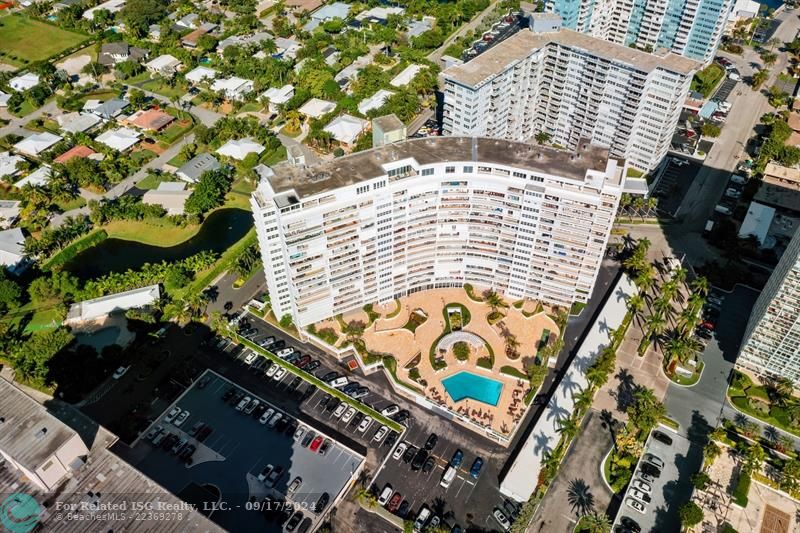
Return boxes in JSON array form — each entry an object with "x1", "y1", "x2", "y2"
[
  {"x1": 136, "y1": 173, "x2": 169, "y2": 190},
  {"x1": 9, "y1": 99, "x2": 38, "y2": 118},
  {"x1": 54, "y1": 196, "x2": 86, "y2": 212},
  {"x1": 139, "y1": 78, "x2": 187, "y2": 100},
  {"x1": 690, "y1": 63, "x2": 726, "y2": 98},
  {"x1": 0, "y1": 14, "x2": 87, "y2": 66}
]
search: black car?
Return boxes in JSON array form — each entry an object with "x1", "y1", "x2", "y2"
[
  {"x1": 384, "y1": 431, "x2": 399, "y2": 448},
  {"x1": 276, "y1": 416, "x2": 290, "y2": 432},
  {"x1": 285, "y1": 511, "x2": 303, "y2": 531},
  {"x1": 652, "y1": 430, "x2": 673, "y2": 446},
  {"x1": 320, "y1": 371, "x2": 338, "y2": 382},
  {"x1": 422, "y1": 456, "x2": 436, "y2": 473},
  {"x1": 319, "y1": 394, "x2": 331, "y2": 408},
  {"x1": 342, "y1": 382, "x2": 360, "y2": 394},
  {"x1": 640, "y1": 463, "x2": 661, "y2": 478},
  {"x1": 305, "y1": 360, "x2": 321, "y2": 372},
  {"x1": 397, "y1": 500, "x2": 410, "y2": 518},
  {"x1": 503, "y1": 499, "x2": 519, "y2": 519},
  {"x1": 326, "y1": 397, "x2": 341, "y2": 412},
  {"x1": 253, "y1": 404, "x2": 268, "y2": 418},
  {"x1": 620, "y1": 516, "x2": 641, "y2": 532},
  {"x1": 285, "y1": 418, "x2": 298, "y2": 437},
  {"x1": 300, "y1": 385, "x2": 317, "y2": 402},
  {"x1": 271, "y1": 339, "x2": 286, "y2": 351},
  {"x1": 297, "y1": 517, "x2": 312, "y2": 533},
  {"x1": 314, "y1": 492, "x2": 329, "y2": 514},
  {"x1": 424, "y1": 433, "x2": 438, "y2": 451},
  {"x1": 229, "y1": 391, "x2": 245, "y2": 406},
  {"x1": 411, "y1": 448, "x2": 429, "y2": 470},
  {"x1": 285, "y1": 353, "x2": 301, "y2": 364},
  {"x1": 351, "y1": 412, "x2": 364, "y2": 427},
  {"x1": 393, "y1": 410, "x2": 410, "y2": 425},
  {"x1": 402, "y1": 445, "x2": 417, "y2": 463},
  {"x1": 222, "y1": 387, "x2": 235, "y2": 401}
]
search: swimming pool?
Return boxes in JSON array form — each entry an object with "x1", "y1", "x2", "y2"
[{"x1": 442, "y1": 371, "x2": 504, "y2": 406}]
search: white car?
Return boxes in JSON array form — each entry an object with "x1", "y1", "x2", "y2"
[
  {"x1": 632, "y1": 479, "x2": 652, "y2": 494},
  {"x1": 259, "y1": 408, "x2": 275, "y2": 425},
  {"x1": 164, "y1": 407, "x2": 181, "y2": 423},
  {"x1": 373, "y1": 425, "x2": 388, "y2": 442},
  {"x1": 643, "y1": 454, "x2": 664, "y2": 469},
  {"x1": 287, "y1": 476, "x2": 303, "y2": 495},
  {"x1": 268, "y1": 412, "x2": 282, "y2": 428},
  {"x1": 293, "y1": 426, "x2": 305, "y2": 442},
  {"x1": 112, "y1": 366, "x2": 130, "y2": 379},
  {"x1": 333, "y1": 403, "x2": 347, "y2": 418},
  {"x1": 377, "y1": 484, "x2": 393, "y2": 506},
  {"x1": 492, "y1": 508, "x2": 511, "y2": 531},
  {"x1": 244, "y1": 351, "x2": 258, "y2": 365},
  {"x1": 626, "y1": 498, "x2": 646, "y2": 514},
  {"x1": 630, "y1": 488, "x2": 651, "y2": 504},
  {"x1": 236, "y1": 396, "x2": 251, "y2": 411},
  {"x1": 341, "y1": 407, "x2": 356, "y2": 423},
  {"x1": 273, "y1": 368, "x2": 287, "y2": 381},
  {"x1": 357, "y1": 416, "x2": 373, "y2": 433},
  {"x1": 380, "y1": 404, "x2": 400, "y2": 417},
  {"x1": 265, "y1": 364, "x2": 278, "y2": 378},
  {"x1": 393, "y1": 442, "x2": 408, "y2": 460},
  {"x1": 276, "y1": 348, "x2": 294, "y2": 358},
  {"x1": 174, "y1": 410, "x2": 190, "y2": 427}
]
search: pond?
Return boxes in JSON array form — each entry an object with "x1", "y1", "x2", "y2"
[{"x1": 63, "y1": 208, "x2": 253, "y2": 280}]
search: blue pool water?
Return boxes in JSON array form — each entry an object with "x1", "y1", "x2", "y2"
[{"x1": 442, "y1": 371, "x2": 504, "y2": 406}]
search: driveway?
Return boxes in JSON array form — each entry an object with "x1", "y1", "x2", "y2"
[{"x1": 530, "y1": 410, "x2": 614, "y2": 533}]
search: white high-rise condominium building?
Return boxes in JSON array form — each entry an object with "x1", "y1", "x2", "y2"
[
  {"x1": 441, "y1": 24, "x2": 699, "y2": 172},
  {"x1": 547, "y1": 0, "x2": 733, "y2": 62},
  {"x1": 738, "y1": 231, "x2": 800, "y2": 385},
  {"x1": 251, "y1": 137, "x2": 626, "y2": 328}
]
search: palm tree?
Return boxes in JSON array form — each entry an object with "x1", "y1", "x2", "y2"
[
  {"x1": 773, "y1": 377, "x2": 794, "y2": 406},
  {"x1": 535, "y1": 131, "x2": 551, "y2": 145},
  {"x1": 704, "y1": 440, "x2": 722, "y2": 464},
  {"x1": 505, "y1": 334, "x2": 520, "y2": 357},
  {"x1": 284, "y1": 110, "x2": 302, "y2": 133},
  {"x1": 485, "y1": 290, "x2": 504, "y2": 314},
  {"x1": 646, "y1": 196, "x2": 658, "y2": 217},
  {"x1": 752, "y1": 69, "x2": 769, "y2": 90},
  {"x1": 687, "y1": 293, "x2": 705, "y2": 314},
  {"x1": 672, "y1": 266, "x2": 688, "y2": 285},
  {"x1": 573, "y1": 388, "x2": 594, "y2": 413},
  {"x1": 645, "y1": 313, "x2": 667, "y2": 347},
  {"x1": 627, "y1": 293, "x2": 645, "y2": 324},
  {"x1": 582, "y1": 510, "x2": 612, "y2": 533},
  {"x1": 654, "y1": 296, "x2": 674, "y2": 320},
  {"x1": 632, "y1": 196, "x2": 646, "y2": 220},
  {"x1": 767, "y1": 36, "x2": 782, "y2": 50},
  {"x1": 690, "y1": 276, "x2": 709, "y2": 297},
  {"x1": 557, "y1": 415, "x2": 581, "y2": 440},
  {"x1": 634, "y1": 264, "x2": 656, "y2": 293}
]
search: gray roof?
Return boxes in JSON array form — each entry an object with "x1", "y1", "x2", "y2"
[
  {"x1": 91, "y1": 98, "x2": 129, "y2": 119},
  {"x1": 373, "y1": 113, "x2": 404, "y2": 132},
  {"x1": 258, "y1": 136, "x2": 616, "y2": 201},
  {"x1": 98, "y1": 43, "x2": 148, "y2": 65},
  {"x1": 0, "y1": 378, "x2": 79, "y2": 472},
  {"x1": 443, "y1": 28, "x2": 699, "y2": 87},
  {"x1": 176, "y1": 153, "x2": 221, "y2": 181},
  {"x1": 0, "y1": 227, "x2": 24, "y2": 256}
]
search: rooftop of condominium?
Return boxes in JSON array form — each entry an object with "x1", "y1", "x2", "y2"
[
  {"x1": 442, "y1": 28, "x2": 700, "y2": 87},
  {"x1": 258, "y1": 136, "x2": 622, "y2": 202}
]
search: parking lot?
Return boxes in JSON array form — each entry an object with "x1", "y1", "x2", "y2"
[
  {"x1": 132, "y1": 370, "x2": 365, "y2": 533},
  {"x1": 613, "y1": 429, "x2": 699, "y2": 533},
  {"x1": 653, "y1": 157, "x2": 703, "y2": 216},
  {"x1": 712, "y1": 77, "x2": 738, "y2": 103}
]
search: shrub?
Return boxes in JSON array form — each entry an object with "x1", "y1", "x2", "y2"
[
  {"x1": 679, "y1": 502, "x2": 703, "y2": 529},
  {"x1": 691, "y1": 471, "x2": 711, "y2": 491},
  {"x1": 453, "y1": 341, "x2": 470, "y2": 361},
  {"x1": 279, "y1": 314, "x2": 293, "y2": 328},
  {"x1": 732, "y1": 472, "x2": 751, "y2": 507},
  {"x1": 476, "y1": 356, "x2": 493, "y2": 369},
  {"x1": 409, "y1": 367, "x2": 421, "y2": 381}
]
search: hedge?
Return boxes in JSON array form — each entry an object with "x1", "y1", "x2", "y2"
[
  {"x1": 732, "y1": 472, "x2": 751, "y2": 507},
  {"x1": 41, "y1": 229, "x2": 107, "y2": 271}
]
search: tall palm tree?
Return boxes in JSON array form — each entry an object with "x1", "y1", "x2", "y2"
[
  {"x1": 573, "y1": 388, "x2": 594, "y2": 413},
  {"x1": 582, "y1": 510, "x2": 612, "y2": 533},
  {"x1": 653, "y1": 296, "x2": 674, "y2": 320},
  {"x1": 627, "y1": 293, "x2": 645, "y2": 324},
  {"x1": 485, "y1": 290, "x2": 504, "y2": 314},
  {"x1": 645, "y1": 313, "x2": 667, "y2": 347},
  {"x1": 557, "y1": 415, "x2": 581, "y2": 440},
  {"x1": 567, "y1": 478, "x2": 595, "y2": 517},
  {"x1": 632, "y1": 197, "x2": 646, "y2": 220},
  {"x1": 634, "y1": 264, "x2": 656, "y2": 293},
  {"x1": 672, "y1": 266, "x2": 688, "y2": 285}
]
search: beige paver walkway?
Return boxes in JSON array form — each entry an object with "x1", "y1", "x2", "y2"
[{"x1": 313, "y1": 287, "x2": 560, "y2": 436}]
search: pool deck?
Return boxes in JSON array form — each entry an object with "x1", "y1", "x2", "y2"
[{"x1": 314, "y1": 287, "x2": 559, "y2": 437}]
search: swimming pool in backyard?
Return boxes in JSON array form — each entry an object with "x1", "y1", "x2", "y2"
[{"x1": 442, "y1": 371, "x2": 504, "y2": 406}]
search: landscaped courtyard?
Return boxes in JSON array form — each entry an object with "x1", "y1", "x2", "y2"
[{"x1": 309, "y1": 286, "x2": 562, "y2": 437}]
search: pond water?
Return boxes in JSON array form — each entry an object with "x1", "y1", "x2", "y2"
[
  {"x1": 63, "y1": 208, "x2": 253, "y2": 280},
  {"x1": 74, "y1": 326, "x2": 121, "y2": 352}
]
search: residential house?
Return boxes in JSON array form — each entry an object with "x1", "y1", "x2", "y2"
[
  {"x1": 127, "y1": 108, "x2": 175, "y2": 132},
  {"x1": 285, "y1": 0, "x2": 323, "y2": 12},
  {"x1": 304, "y1": 2, "x2": 351, "y2": 31},
  {"x1": 14, "y1": 132, "x2": 62, "y2": 157},
  {"x1": 15, "y1": 165, "x2": 52, "y2": 188},
  {"x1": 95, "y1": 128, "x2": 141, "y2": 152},
  {"x1": 175, "y1": 153, "x2": 221, "y2": 183},
  {"x1": 356, "y1": 6, "x2": 404, "y2": 24},
  {"x1": 261, "y1": 84, "x2": 294, "y2": 113},
  {"x1": 358, "y1": 89, "x2": 394, "y2": 115},
  {"x1": 56, "y1": 112, "x2": 102, "y2": 134},
  {"x1": 322, "y1": 46, "x2": 340, "y2": 66},
  {"x1": 0, "y1": 200, "x2": 20, "y2": 229},
  {"x1": 298, "y1": 97, "x2": 336, "y2": 119},
  {"x1": 185, "y1": 66, "x2": 218, "y2": 85},
  {"x1": 407, "y1": 17, "x2": 435, "y2": 38},
  {"x1": 181, "y1": 23, "x2": 218, "y2": 48},
  {"x1": 85, "y1": 98, "x2": 129, "y2": 119},
  {"x1": 148, "y1": 24, "x2": 162, "y2": 42},
  {"x1": 97, "y1": 42, "x2": 148, "y2": 66},
  {"x1": 54, "y1": 145, "x2": 97, "y2": 165},
  {"x1": 216, "y1": 138, "x2": 265, "y2": 160},
  {"x1": 324, "y1": 114, "x2": 369, "y2": 146},
  {"x1": 145, "y1": 54, "x2": 183, "y2": 77},
  {"x1": 82, "y1": 0, "x2": 125, "y2": 20},
  {"x1": 210, "y1": 77, "x2": 254, "y2": 101},
  {"x1": 142, "y1": 182, "x2": 192, "y2": 214},
  {"x1": 9, "y1": 73, "x2": 40, "y2": 92},
  {"x1": 390, "y1": 64, "x2": 423, "y2": 87},
  {"x1": 0, "y1": 228, "x2": 26, "y2": 274},
  {"x1": 217, "y1": 32, "x2": 273, "y2": 54},
  {"x1": 66, "y1": 284, "x2": 161, "y2": 324},
  {"x1": 0, "y1": 152, "x2": 25, "y2": 180},
  {"x1": 372, "y1": 114, "x2": 406, "y2": 147},
  {"x1": 172, "y1": 12, "x2": 199, "y2": 31},
  {"x1": 0, "y1": 91, "x2": 9, "y2": 107},
  {"x1": 273, "y1": 37, "x2": 302, "y2": 60}
]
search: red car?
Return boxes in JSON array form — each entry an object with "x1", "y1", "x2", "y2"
[
  {"x1": 386, "y1": 492, "x2": 403, "y2": 512},
  {"x1": 701, "y1": 321, "x2": 715, "y2": 331},
  {"x1": 309, "y1": 436, "x2": 324, "y2": 452}
]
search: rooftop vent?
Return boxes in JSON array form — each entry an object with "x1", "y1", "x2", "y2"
[{"x1": 35, "y1": 427, "x2": 48, "y2": 440}]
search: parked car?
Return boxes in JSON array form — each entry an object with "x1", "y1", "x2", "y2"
[
  {"x1": 643, "y1": 454, "x2": 664, "y2": 469},
  {"x1": 273, "y1": 368, "x2": 287, "y2": 381},
  {"x1": 384, "y1": 431, "x2": 399, "y2": 449},
  {"x1": 244, "y1": 399, "x2": 259, "y2": 415},
  {"x1": 258, "y1": 464, "x2": 274, "y2": 482},
  {"x1": 164, "y1": 407, "x2": 181, "y2": 423},
  {"x1": 265, "y1": 364, "x2": 279, "y2": 378},
  {"x1": 651, "y1": 430, "x2": 673, "y2": 446},
  {"x1": 310, "y1": 436, "x2": 324, "y2": 452},
  {"x1": 319, "y1": 439, "x2": 332, "y2": 455},
  {"x1": 640, "y1": 463, "x2": 661, "y2": 478},
  {"x1": 244, "y1": 351, "x2": 258, "y2": 365},
  {"x1": 266, "y1": 466, "x2": 284, "y2": 487},
  {"x1": 287, "y1": 476, "x2": 303, "y2": 495},
  {"x1": 450, "y1": 449, "x2": 464, "y2": 468},
  {"x1": 492, "y1": 508, "x2": 511, "y2": 531},
  {"x1": 222, "y1": 388, "x2": 236, "y2": 401},
  {"x1": 301, "y1": 431, "x2": 315, "y2": 448},
  {"x1": 112, "y1": 366, "x2": 130, "y2": 379},
  {"x1": 424, "y1": 433, "x2": 438, "y2": 451},
  {"x1": 342, "y1": 407, "x2": 356, "y2": 423},
  {"x1": 397, "y1": 500, "x2": 410, "y2": 518},
  {"x1": 378, "y1": 484, "x2": 393, "y2": 506},
  {"x1": 631, "y1": 479, "x2": 652, "y2": 494},
  {"x1": 386, "y1": 492, "x2": 402, "y2": 512},
  {"x1": 393, "y1": 442, "x2": 408, "y2": 460},
  {"x1": 470, "y1": 457, "x2": 484, "y2": 479},
  {"x1": 305, "y1": 360, "x2": 321, "y2": 372},
  {"x1": 320, "y1": 371, "x2": 338, "y2": 382},
  {"x1": 260, "y1": 408, "x2": 275, "y2": 425},
  {"x1": 252, "y1": 404, "x2": 267, "y2": 419},
  {"x1": 357, "y1": 416, "x2": 373, "y2": 433},
  {"x1": 403, "y1": 446, "x2": 417, "y2": 464},
  {"x1": 422, "y1": 456, "x2": 436, "y2": 473},
  {"x1": 293, "y1": 426, "x2": 305, "y2": 442},
  {"x1": 626, "y1": 498, "x2": 646, "y2": 514},
  {"x1": 373, "y1": 425, "x2": 389, "y2": 443},
  {"x1": 342, "y1": 382, "x2": 360, "y2": 394},
  {"x1": 381, "y1": 404, "x2": 400, "y2": 417},
  {"x1": 350, "y1": 387, "x2": 370, "y2": 400},
  {"x1": 174, "y1": 411, "x2": 190, "y2": 427},
  {"x1": 333, "y1": 403, "x2": 347, "y2": 418},
  {"x1": 276, "y1": 348, "x2": 294, "y2": 358},
  {"x1": 236, "y1": 396, "x2": 251, "y2": 411},
  {"x1": 620, "y1": 516, "x2": 642, "y2": 532},
  {"x1": 268, "y1": 412, "x2": 282, "y2": 428},
  {"x1": 630, "y1": 488, "x2": 651, "y2": 504},
  {"x1": 295, "y1": 355, "x2": 312, "y2": 368},
  {"x1": 146, "y1": 425, "x2": 164, "y2": 441},
  {"x1": 413, "y1": 505, "x2": 431, "y2": 531},
  {"x1": 411, "y1": 448, "x2": 429, "y2": 471},
  {"x1": 393, "y1": 410, "x2": 410, "y2": 425},
  {"x1": 285, "y1": 511, "x2": 303, "y2": 532}
]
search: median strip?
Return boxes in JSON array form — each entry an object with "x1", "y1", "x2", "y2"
[{"x1": 231, "y1": 333, "x2": 404, "y2": 434}]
